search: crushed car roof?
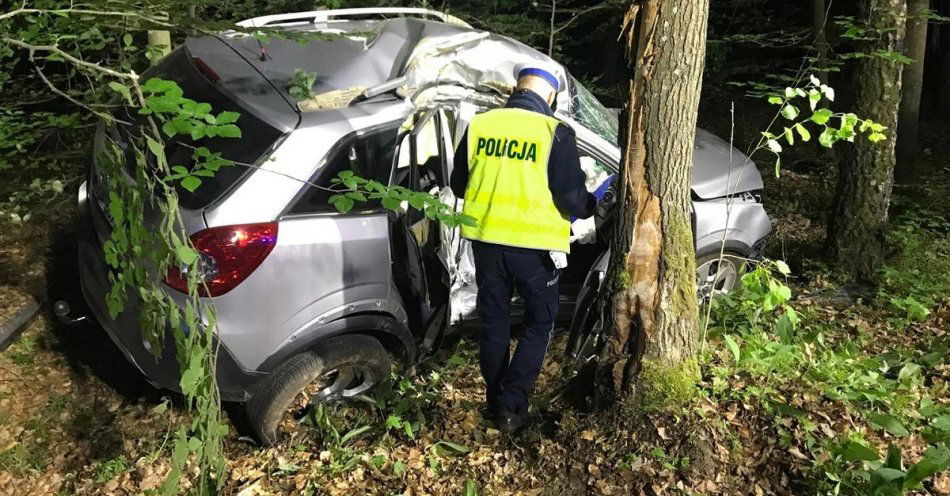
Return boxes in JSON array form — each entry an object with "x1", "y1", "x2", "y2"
[{"x1": 181, "y1": 18, "x2": 569, "y2": 130}]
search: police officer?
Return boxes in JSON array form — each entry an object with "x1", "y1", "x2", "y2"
[{"x1": 450, "y1": 63, "x2": 597, "y2": 433}]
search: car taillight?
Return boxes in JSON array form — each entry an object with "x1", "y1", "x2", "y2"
[{"x1": 165, "y1": 222, "x2": 278, "y2": 297}]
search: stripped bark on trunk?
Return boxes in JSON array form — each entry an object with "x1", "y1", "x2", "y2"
[{"x1": 597, "y1": 0, "x2": 708, "y2": 397}]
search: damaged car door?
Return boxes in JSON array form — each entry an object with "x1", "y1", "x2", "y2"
[{"x1": 390, "y1": 108, "x2": 454, "y2": 350}]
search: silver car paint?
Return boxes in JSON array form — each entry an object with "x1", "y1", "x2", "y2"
[
  {"x1": 78, "y1": 14, "x2": 772, "y2": 400},
  {"x1": 210, "y1": 212, "x2": 401, "y2": 371}
]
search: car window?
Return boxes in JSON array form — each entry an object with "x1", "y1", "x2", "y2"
[
  {"x1": 569, "y1": 77, "x2": 619, "y2": 147},
  {"x1": 394, "y1": 113, "x2": 446, "y2": 192},
  {"x1": 113, "y1": 46, "x2": 286, "y2": 210},
  {"x1": 289, "y1": 126, "x2": 398, "y2": 214}
]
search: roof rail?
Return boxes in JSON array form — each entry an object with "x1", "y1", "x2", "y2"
[{"x1": 236, "y1": 7, "x2": 471, "y2": 29}]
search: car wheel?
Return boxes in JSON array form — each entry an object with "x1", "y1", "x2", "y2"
[
  {"x1": 246, "y1": 334, "x2": 392, "y2": 446},
  {"x1": 695, "y1": 251, "x2": 746, "y2": 304}
]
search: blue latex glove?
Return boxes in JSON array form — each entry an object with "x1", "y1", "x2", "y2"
[{"x1": 570, "y1": 175, "x2": 615, "y2": 223}]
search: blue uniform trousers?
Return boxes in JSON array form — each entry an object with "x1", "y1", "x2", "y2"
[{"x1": 472, "y1": 240, "x2": 560, "y2": 417}]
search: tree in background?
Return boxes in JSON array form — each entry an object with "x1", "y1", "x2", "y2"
[
  {"x1": 597, "y1": 0, "x2": 708, "y2": 399},
  {"x1": 896, "y1": 0, "x2": 929, "y2": 177},
  {"x1": 826, "y1": 0, "x2": 907, "y2": 280},
  {"x1": 812, "y1": 0, "x2": 831, "y2": 70}
]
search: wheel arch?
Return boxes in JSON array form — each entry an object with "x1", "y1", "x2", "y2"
[{"x1": 256, "y1": 312, "x2": 415, "y2": 374}]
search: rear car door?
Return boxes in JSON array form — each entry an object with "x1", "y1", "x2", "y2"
[
  {"x1": 222, "y1": 124, "x2": 404, "y2": 372},
  {"x1": 390, "y1": 108, "x2": 453, "y2": 351}
]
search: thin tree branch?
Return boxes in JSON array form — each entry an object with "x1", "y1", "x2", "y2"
[
  {"x1": 0, "y1": 7, "x2": 172, "y2": 27},
  {"x1": 33, "y1": 65, "x2": 126, "y2": 124},
  {"x1": 2, "y1": 37, "x2": 139, "y2": 80},
  {"x1": 552, "y1": 3, "x2": 611, "y2": 35}
]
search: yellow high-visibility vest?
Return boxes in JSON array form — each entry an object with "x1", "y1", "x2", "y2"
[{"x1": 460, "y1": 108, "x2": 571, "y2": 252}]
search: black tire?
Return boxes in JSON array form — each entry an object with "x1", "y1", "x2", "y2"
[{"x1": 246, "y1": 334, "x2": 392, "y2": 446}]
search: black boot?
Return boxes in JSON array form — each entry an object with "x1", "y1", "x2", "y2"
[{"x1": 495, "y1": 409, "x2": 524, "y2": 435}]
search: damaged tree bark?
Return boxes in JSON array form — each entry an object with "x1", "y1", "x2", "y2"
[{"x1": 596, "y1": 0, "x2": 708, "y2": 400}]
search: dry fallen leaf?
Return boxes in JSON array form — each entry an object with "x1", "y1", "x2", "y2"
[
  {"x1": 788, "y1": 447, "x2": 809, "y2": 461},
  {"x1": 580, "y1": 430, "x2": 596, "y2": 441}
]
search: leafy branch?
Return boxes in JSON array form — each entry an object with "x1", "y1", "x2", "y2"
[
  {"x1": 327, "y1": 170, "x2": 476, "y2": 229},
  {"x1": 758, "y1": 74, "x2": 886, "y2": 177}
]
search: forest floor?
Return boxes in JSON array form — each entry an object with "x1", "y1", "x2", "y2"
[{"x1": 0, "y1": 122, "x2": 948, "y2": 495}]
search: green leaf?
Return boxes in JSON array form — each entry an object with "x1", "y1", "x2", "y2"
[
  {"x1": 216, "y1": 111, "x2": 240, "y2": 124},
  {"x1": 464, "y1": 479, "x2": 478, "y2": 496},
  {"x1": 811, "y1": 109, "x2": 834, "y2": 125},
  {"x1": 767, "y1": 139, "x2": 782, "y2": 153},
  {"x1": 904, "y1": 446, "x2": 950, "y2": 488},
  {"x1": 783, "y1": 127, "x2": 795, "y2": 145},
  {"x1": 768, "y1": 96, "x2": 784, "y2": 105},
  {"x1": 774, "y1": 260, "x2": 791, "y2": 275},
  {"x1": 123, "y1": 33, "x2": 133, "y2": 46},
  {"x1": 408, "y1": 195, "x2": 426, "y2": 210},
  {"x1": 146, "y1": 136, "x2": 164, "y2": 159},
  {"x1": 932, "y1": 414, "x2": 950, "y2": 432},
  {"x1": 175, "y1": 245, "x2": 198, "y2": 265},
  {"x1": 774, "y1": 156, "x2": 781, "y2": 178},
  {"x1": 723, "y1": 334, "x2": 741, "y2": 363},
  {"x1": 161, "y1": 120, "x2": 178, "y2": 137},
  {"x1": 392, "y1": 460, "x2": 406, "y2": 476},
  {"x1": 873, "y1": 467, "x2": 906, "y2": 482},
  {"x1": 107, "y1": 81, "x2": 133, "y2": 105},
  {"x1": 784, "y1": 87, "x2": 796, "y2": 98},
  {"x1": 821, "y1": 84, "x2": 835, "y2": 102},
  {"x1": 898, "y1": 363, "x2": 921, "y2": 382},
  {"x1": 329, "y1": 194, "x2": 354, "y2": 214},
  {"x1": 838, "y1": 440, "x2": 879, "y2": 462},
  {"x1": 436, "y1": 441, "x2": 470, "y2": 454},
  {"x1": 866, "y1": 412, "x2": 911, "y2": 437},
  {"x1": 794, "y1": 123, "x2": 811, "y2": 142},
  {"x1": 780, "y1": 105, "x2": 799, "y2": 120},
  {"x1": 808, "y1": 89, "x2": 821, "y2": 111},
  {"x1": 340, "y1": 425, "x2": 372, "y2": 445},
  {"x1": 180, "y1": 176, "x2": 201, "y2": 192},
  {"x1": 216, "y1": 124, "x2": 241, "y2": 138},
  {"x1": 819, "y1": 127, "x2": 836, "y2": 148},
  {"x1": 868, "y1": 132, "x2": 887, "y2": 143},
  {"x1": 382, "y1": 196, "x2": 402, "y2": 211},
  {"x1": 458, "y1": 214, "x2": 477, "y2": 228},
  {"x1": 385, "y1": 414, "x2": 402, "y2": 429}
]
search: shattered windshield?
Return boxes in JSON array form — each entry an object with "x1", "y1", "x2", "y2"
[{"x1": 570, "y1": 78, "x2": 619, "y2": 147}]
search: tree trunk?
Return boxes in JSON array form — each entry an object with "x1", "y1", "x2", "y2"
[
  {"x1": 826, "y1": 0, "x2": 907, "y2": 280},
  {"x1": 896, "y1": 0, "x2": 929, "y2": 177},
  {"x1": 812, "y1": 0, "x2": 830, "y2": 70},
  {"x1": 596, "y1": 0, "x2": 707, "y2": 399},
  {"x1": 939, "y1": 22, "x2": 950, "y2": 117}
]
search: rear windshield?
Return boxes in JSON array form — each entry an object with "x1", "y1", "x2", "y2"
[{"x1": 114, "y1": 47, "x2": 284, "y2": 210}]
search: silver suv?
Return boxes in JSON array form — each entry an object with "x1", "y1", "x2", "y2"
[{"x1": 76, "y1": 9, "x2": 771, "y2": 444}]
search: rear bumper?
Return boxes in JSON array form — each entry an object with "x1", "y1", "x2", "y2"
[{"x1": 77, "y1": 183, "x2": 264, "y2": 402}]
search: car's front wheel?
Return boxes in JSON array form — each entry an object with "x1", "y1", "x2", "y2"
[
  {"x1": 695, "y1": 251, "x2": 746, "y2": 304},
  {"x1": 246, "y1": 334, "x2": 392, "y2": 446}
]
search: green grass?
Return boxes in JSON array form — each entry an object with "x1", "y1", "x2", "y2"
[
  {"x1": 90, "y1": 455, "x2": 129, "y2": 484},
  {"x1": 0, "y1": 442, "x2": 48, "y2": 474},
  {"x1": 701, "y1": 224, "x2": 950, "y2": 496},
  {"x1": 7, "y1": 334, "x2": 38, "y2": 368}
]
